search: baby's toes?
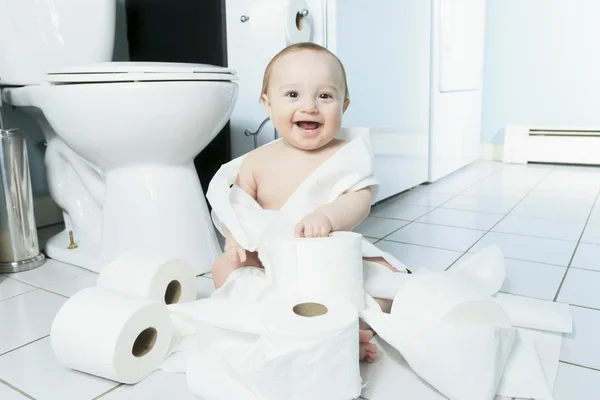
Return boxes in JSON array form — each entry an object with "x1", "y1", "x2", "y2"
[
  {"x1": 359, "y1": 342, "x2": 378, "y2": 362},
  {"x1": 359, "y1": 328, "x2": 374, "y2": 343}
]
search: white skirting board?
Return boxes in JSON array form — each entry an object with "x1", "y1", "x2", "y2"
[
  {"x1": 34, "y1": 196, "x2": 64, "y2": 228},
  {"x1": 502, "y1": 125, "x2": 600, "y2": 165}
]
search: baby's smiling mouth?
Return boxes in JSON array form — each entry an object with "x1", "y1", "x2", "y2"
[{"x1": 295, "y1": 121, "x2": 321, "y2": 131}]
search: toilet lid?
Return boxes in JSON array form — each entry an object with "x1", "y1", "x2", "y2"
[{"x1": 45, "y1": 62, "x2": 237, "y2": 84}]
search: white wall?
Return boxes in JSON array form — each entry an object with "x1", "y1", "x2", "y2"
[{"x1": 482, "y1": 0, "x2": 600, "y2": 144}]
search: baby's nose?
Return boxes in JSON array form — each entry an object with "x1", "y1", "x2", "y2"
[{"x1": 300, "y1": 100, "x2": 319, "y2": 114}]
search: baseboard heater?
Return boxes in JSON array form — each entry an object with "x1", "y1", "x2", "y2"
[{"x1": 503, "y1": 125, "x2": 600, "y2": 165}]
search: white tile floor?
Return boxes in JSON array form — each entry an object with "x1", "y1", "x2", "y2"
[{"x1": 1, "y1": 160, "x2": 600, "y2": 399}]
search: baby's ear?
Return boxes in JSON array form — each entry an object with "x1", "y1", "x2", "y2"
[
  {"x1": 343, "y1": 98, "x2": 350, "y2": 113},
  {"x1": 261, "y1": 94, "x2": 272, "y2": 117}
]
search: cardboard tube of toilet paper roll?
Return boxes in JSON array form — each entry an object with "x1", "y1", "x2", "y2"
[
  {"x1": 50, "y1": 287, "x2": 172, "y2": 384},
  {"x1": 248, "y1": 0, "x2": 313, "y2": 62},
  {"x1": 263, "y1": 231, "x2": 365, "y2": 310},
  {"x1": 97, "y1": 253, "x2": 196, "y2": 304}
]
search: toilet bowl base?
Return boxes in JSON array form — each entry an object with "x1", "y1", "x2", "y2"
[{"x1": 45, "y1": 229, "x2": 105, "y2": 272}]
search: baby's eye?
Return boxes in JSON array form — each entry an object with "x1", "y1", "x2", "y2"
[
  {"x1": 285, "y1": 91, "x2": 299, "y2": 98},
  {"x1": 319, "y1": 93, "x2": 333, "y2": 99}
]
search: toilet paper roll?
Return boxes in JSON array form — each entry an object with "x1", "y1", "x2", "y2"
[
  {"x1": 97, "y1": 253, "x2": 196, "y2": 304},
  {"x1": 50, "y1": 287, "x2": 172, "y2": 384},
  {"x1": 241, "y1": 294, "x2": 362, "y2": 400},
  {"x1": 263, "y1": 231, "x2": 365, "y2": 310},
  {"x1": 248, "y1": 0, "x2": 313, "y2": 62}
]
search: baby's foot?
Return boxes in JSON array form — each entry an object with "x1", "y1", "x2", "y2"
[{"x1": 359, "y1": 329, "x2": 377, "y2": 362}]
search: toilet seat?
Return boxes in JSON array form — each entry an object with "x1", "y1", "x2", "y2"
[{"x1": 45, "y1": 61, "x2": 237, "y2": 84}]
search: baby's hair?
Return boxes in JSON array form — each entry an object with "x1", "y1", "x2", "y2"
[{"x1": 260, "y1": 42, "x2": 350, "y2": 104}]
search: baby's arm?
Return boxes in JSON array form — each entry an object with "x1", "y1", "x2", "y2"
[
  {"x1": 316, "y1": 187, "x2": 373, "y2": 231},
  {"x1": 295, "y1": 187, "x2": 372, "y2": 237},
  {"x1": 222, "y1": 154, "x2": 258, "y2": 264}
]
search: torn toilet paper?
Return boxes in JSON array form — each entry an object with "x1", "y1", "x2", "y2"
[
  {"x1": 206, "y1": 128, "x2": 408, "y2": 301},
  {"x1": 183, "y1": 294, "x2": 362, "y2": 400}
]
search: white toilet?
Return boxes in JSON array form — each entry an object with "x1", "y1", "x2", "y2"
[{"x1": 0, "y1": 0, "x2": 238, "y2": 274}]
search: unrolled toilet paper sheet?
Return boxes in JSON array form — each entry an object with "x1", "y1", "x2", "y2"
[
  {"x1": 183, "y1": 294, "x2": 362, "y2": 400},
  {"x1": 358, "y1": 244, "x2": 571, "y2": 400},
  {"x1": 149, "y1": 241, "x2": 570, "y2": 400},
  {"x1": 50, "y1": 287, "x2": 173, "y2": 384},
  {"x1": 97, "y1": 252, "x2": 196, "y2": 304}
]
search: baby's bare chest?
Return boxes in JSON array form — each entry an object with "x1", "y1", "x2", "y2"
[{"x1": 255, "y1": 165, "x2": 312, "y2": 211}]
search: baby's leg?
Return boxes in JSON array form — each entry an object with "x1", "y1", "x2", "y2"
[
  {"x1": 359, "y1": 256, "x2": 398, "y2": 362},
  {"x1": 212, "y1": 250, "x2": 262, "y2": 289},
  {"x1": 363, "y1": 255, "x2": 396, "y2": 313}
]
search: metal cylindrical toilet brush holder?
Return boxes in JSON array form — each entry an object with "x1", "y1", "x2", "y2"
[{"x1": 0, "y1": 128, "x2": 46, "y2": 273}]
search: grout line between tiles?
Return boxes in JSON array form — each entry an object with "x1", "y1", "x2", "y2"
[
  {"x1": 569, "y1": 303, "x2": 600, "y2": 312},
  {"x1": 443, "y1": 171, "x2": 550, "y2": 271},
  {"x1": 559, "y1": 360, "x2": 600, "y2": 373},
  {"x1": 92, "y1": 383, "x2": 123, "y2": 399},
  {"x1": 376, "y1": 238, "x2": 470, "y2": 254},
  {"x1": 0, "y1": 378, "x2": 35, "y2": 400},
  {"x1": 553, "y1": 188, "x2": 600, "y2": 302},
  {"x1": 0, "y1": 282, "x2": 37, "y2": 304},
  {"x1": 0, "y1": 335, "x2": 49, "y2": 358},
  {"x1": 38, "y1": 287, "x2": 71, "y2": 299},
  {"x1": 373, "y1": 169, "x2": 500, "y2": 244}
]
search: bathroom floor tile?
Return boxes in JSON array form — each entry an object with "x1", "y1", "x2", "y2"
[
  {"x1": 553, "y1": 363, "x2": 600, "y2": 400},
  {"x1": 440, "y1": 194, "x2": 522, "y2": 214},
  {"x1": 492, "y1": 215, "x2": 585, "y2": 242},
  {"x1": 471, "y1": 232, "x2": 577, "y2": 266},
  {"x1": 354, "y1": 217, "x2": 409, "y2": 239},
  {"x1": 570, "y1": 243, "x2": 600, "y2": 272},
  {"x1": 589, "y1": 207, "x2": 600, "y2": 224},
  {"x1": 499, "y1": 259, "x2": 566, "y2": 301},
  {"x1": 0, "y1": 337, "x2": 118, "y2": 400},
  {"x1": 371, "y1": 204, "x2": 435, "y2": 221},
  {"x1": 560, "y1": 306, "x2": 600, "y2": 370},
  {"x1": 376, "y1": 240, "x2": 463, "y2": 272},
  {"x1": 509, "y1": 198, "x2": 592, "y2": 224},
  {"x1": 43, "y1": 272, "x2": 98, "y2": 298},
  {"x1": 388, "y1": 191, "x2": 454, "y2": 208},
  {"x1": 556, "y1": 269, "x2": 600, "y2": 309},
  {"x1": 7, "y1": 259, "x2": 88, "y2": 288},
  {"x1": 0, "y1": 290, "x2": 66, "y2": 355},
  {"x1": 413, "y1": 180, "x2": 474, "y2": 195},
  {"x1": 385, "y1": 222, "x2": 485, "y2": 252},
  {"x1": 196, "y1": 276, "x2": 215, "y2": 300},
  {"x1": 98, "y1": 370, "x2": 196, "y2": 400},
  {"x1": 417, "y1": 208, "x2": 504, "y2": 231},
  {"x1": 581, "y1": 224, "x2": 600, "y2": 245},
  {"x1": 0, "y1": 382, "x2": 29, "y2": 400},
  {"x1": 461, "y1": 181, "x2": 531, "y2": 197},
  {"x1": 0, "y1": 277, "x2": 36, "y2": 302}
]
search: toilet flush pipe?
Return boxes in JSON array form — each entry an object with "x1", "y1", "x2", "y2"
[{"x1": 244, "y1": 117, "x2": 278, "y2": 149}]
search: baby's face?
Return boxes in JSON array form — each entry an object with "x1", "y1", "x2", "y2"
[{"x1": 262, "y1": 49, "x2": 349, "y2": 151}]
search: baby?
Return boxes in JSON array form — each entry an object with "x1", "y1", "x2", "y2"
[{"x1": 211, "y1": 42, "x2": 394, "y2": 362}]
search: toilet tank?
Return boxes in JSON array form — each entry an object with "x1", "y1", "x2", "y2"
[{"x1": 0, "y1": 0, "x2": 116, "y2": 86}]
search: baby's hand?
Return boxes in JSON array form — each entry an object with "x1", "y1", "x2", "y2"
[
  {"x1": 224, "y1": 239, "x2": 246, "y2": 268},
  {"x1": 294, "y1": 212, "x2": 333, "y2": 238}
]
